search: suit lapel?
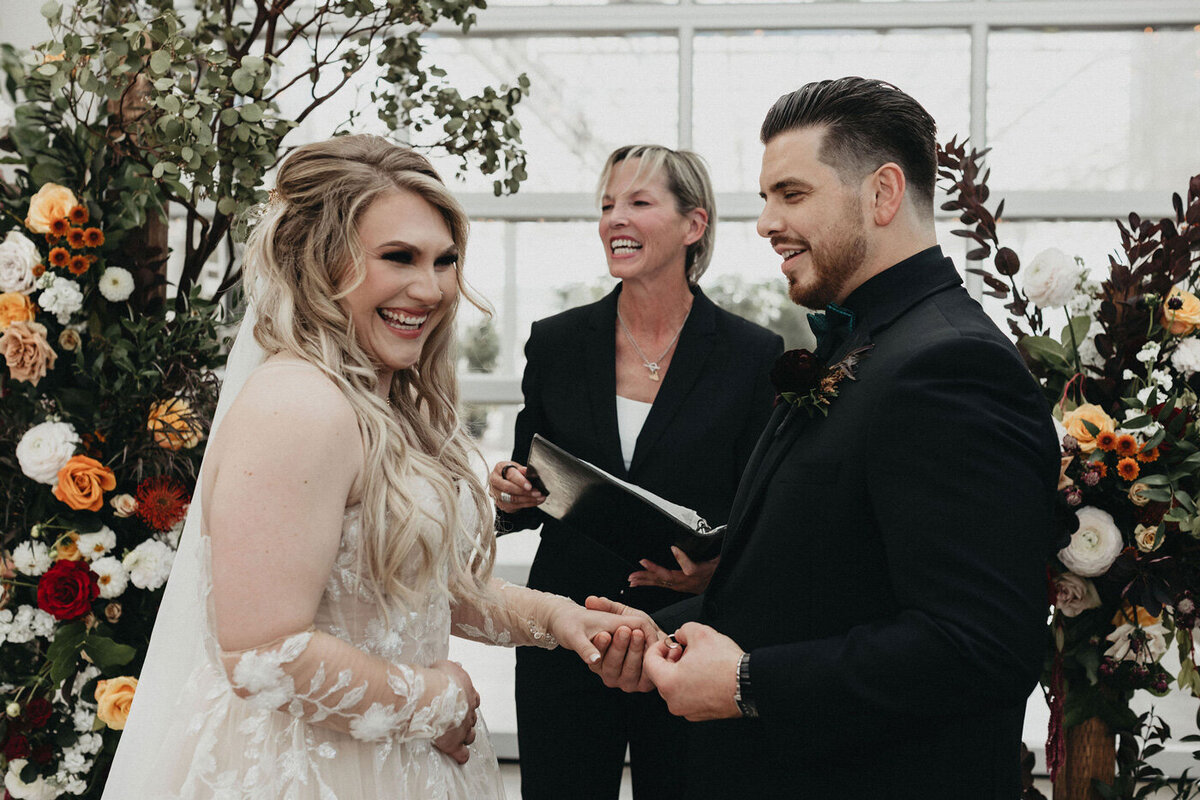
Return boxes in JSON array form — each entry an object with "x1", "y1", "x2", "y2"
[
  {"x1": 628, "y1": 289, "x2": 717, "y2": 476},
  {"x1": 584, "y1": 288, "x2": 628, "y2": 478}
]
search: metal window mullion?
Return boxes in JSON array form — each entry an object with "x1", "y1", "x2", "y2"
[
  {"x1": 965, "y1": 16, "x2": 989, "y2": 299},
  {"x1": 678, "y1": 20, "x2": 694, "y2": 150},
  {"x1": 501, "y1": 221, "x2": 520, "y2": 375}
]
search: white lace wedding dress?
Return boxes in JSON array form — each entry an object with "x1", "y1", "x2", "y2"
[{"x1": 128, "y1": 477, "x2": 560, "y2": 799}]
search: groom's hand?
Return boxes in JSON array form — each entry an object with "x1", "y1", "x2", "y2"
[
  {"x1": 584, "y1": 596, "x2": 671, "y2": 693},
  {"x1": 643, "y1": 622, "x2": 743, "y2": 721}
]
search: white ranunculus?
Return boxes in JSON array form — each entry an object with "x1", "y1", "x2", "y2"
[
  {"x1": 1053, "y1": 572, "x2": 1102, "y2": 617},
  {"x1": 1171, "y1": 338, "x2": 1200, "y2": 377},
  {"x1": 0, "y1": 231, "x2": 40, "y2": 295},
  {"x1": 1058, "y1": 506, "x2": 1124, "y2": 577},
  {"x1": 1022, "y1": 247, "x2": 1080, "y2": 309},
  {"x1": 4, "y1": 759, "x2": 60, "y2": 800},
  {"x1": 16, "y1": 420, "x2": 80, "y2": 484},
  {"x1": 90, "y1": 557, "x2": 128, "y2": 599},
  {"x1": 97, "y1": 267, "x2": 135, "y2": 303},
  {"x1": 11, "y1": 541, "x2": 51, "y2": 577},
  {"x1": 38, "y1": 277, "x2": 84, "y2": 324},
  {"x1": 0, "y1": 94, "x2": 15, "y2": 139},
  {"x1": 122, "y1": 539, "x2": 174, "y2": 591},
  {"x1": 76, "y1": 527, "x2": 116, "y2": 561},
  {"x1": 1105, "y1": 622, "x2": 1168, "y2": 664}
]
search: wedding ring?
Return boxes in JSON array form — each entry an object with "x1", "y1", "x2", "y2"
[
  {"x1": 501, "y1": 464, "x2": 518, "y2": 480},
  {"x1": 500, "y1": 491, "x2": 513, "y2": 504}
]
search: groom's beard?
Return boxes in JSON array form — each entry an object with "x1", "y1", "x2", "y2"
[{"x1": 787, "y1": 217, "x2": 868, "y2": 310}]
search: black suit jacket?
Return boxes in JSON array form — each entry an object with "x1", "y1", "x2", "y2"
[
  {"x1": 660, "y1": 248, "x2": 1059, "y2": 799},
  {"x1": 500, "y1": 284, "x2": 783, "y2": 613}
]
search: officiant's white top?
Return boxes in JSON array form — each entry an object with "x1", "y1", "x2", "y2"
[{"x1": 616, "y1": 394, "x2": 653, "y2": 470}]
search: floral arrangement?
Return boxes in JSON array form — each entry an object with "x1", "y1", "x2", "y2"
[
  {"x1": 0, "y1": 173, "x2": 222, "y2": 797},
  {"x1": 768, "y1": 345, "x2": 872, "y2": 417},
  {"x1": 940, "y1": 139, "x2": 1200, "y2": 794}
]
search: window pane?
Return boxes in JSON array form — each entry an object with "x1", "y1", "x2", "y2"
[
  {"x1": 420, "y1": 36, "x2": 679, "y2": 193},
  {"x1": 693, "y1": 30, "x2": 972, "y2": 192},
  {"x1": 987, "y1": 29, "x2": 1200, "y2": 192},
  {"x1": 512, "y1": 221, "x2": 615, "y2": 345}
]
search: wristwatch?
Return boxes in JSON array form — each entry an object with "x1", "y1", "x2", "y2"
[{"x1": 733, "y1": 651, "x2": 758, "y2": 718}]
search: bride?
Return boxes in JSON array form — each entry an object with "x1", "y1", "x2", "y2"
[{"x1": 102, "y1": 135, "x2": 661, "y2": 799}]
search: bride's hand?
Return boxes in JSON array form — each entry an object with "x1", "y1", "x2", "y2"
[
  {"x1": 431, "y1": 660, "x2": 480, "y2": 765},
  {"x1": 544, "y1": 597, "x2": 663, "y2": 669}
]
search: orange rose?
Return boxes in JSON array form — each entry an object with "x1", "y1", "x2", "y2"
[
  {"x1": 1161, "y1": 288, "x2": 1200, "y2": 336},
  {"x1": 25, "y1": 183, "x2": 79, "y2": 234},
  {"x1": 53, "y1": 455, "x2": 116, "y2": 512},
  {"x1": 0, "y1": 292, "x2": 36, "y2": 330},
  {"x1": 94, "y1": 676, "x2": 137, "y2": 730},
  {"x1": 1113, "y1": 603, "x2": 1161, "y2": 628},
  {"x1": 1061, "y1": 404, "x2": 1116, "y2": 453},
  {"x1": 0, "y1": 321, "x2": 56, "y2": 386},
  {"x1": 147, "y1": 397, "x2": 201, "y2": 451}
]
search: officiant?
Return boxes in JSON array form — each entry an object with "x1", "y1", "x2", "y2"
[{"x1": 487, "y1": 144, "x2": 781, "y2": 800}]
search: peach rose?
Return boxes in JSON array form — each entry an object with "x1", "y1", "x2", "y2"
[
  {"x1": 0, "y1": 292, "x2": 36, "y2": 330},
  {"x1": 55, "y1": 531, "x2": 82, "y2": 562},
  {"x1": 58, "y1": 328, "x2": 81, "y2": 351},
  {"x1": 25, "y1": 183, "x2": 79, "y2": 234},
  {"x1": 1061, "y1": 404, "x2": 1116, "y2": 453},
  {"x1": 94, "y1": 676, "x2": 137, "y2": 730},
  {"x1": 0, "y1": 320, "x2": 56, "y2": 386},
  {"x1": 110, "y1": 493, "x2": 137, "y2": 518},
  {"x1": 53, "y1": 455, "x2": 116, "y2": 512},
  {"x1": 1135, "y1": 524, "x2": 1163, "y2": 553},
  {"x1": 1162, "y1": 288, "x2": 1200, "y2": 336},
  {"x1": 147, "y1": 397, "x2": 201, "y2": 450}
]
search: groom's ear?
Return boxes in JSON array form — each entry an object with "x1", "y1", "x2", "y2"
[{"x1": 867, "y1": 162, "x2": 906, "y2": 227}]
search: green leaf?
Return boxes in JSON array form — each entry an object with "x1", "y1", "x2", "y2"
[
  {"x1": 231, "y1": 68, "x2": 253, "y2": 94},
  {"x1": 40, "y1": 1, "x2": 61, "y2": 21},
  {"x1": 46, "y1": 621, "x2": 87, "y2": 688},
  {"x1": 239, "y1": 103, "x2": 262, "y2": 122},
  {"x1": 1060, "y1": 315, "x2": 1091, "y2": 349},
  {"x1": 82, "y1": 635, "x2": 136, "y2": 669},
  {"x1": 1021, "y1": 335, "x2": 1071, "y2": 368},
  {"x1": 149, "y1": 50, "x2": 171, "y2": 76}
]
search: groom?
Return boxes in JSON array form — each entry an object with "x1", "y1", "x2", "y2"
[{"x1": 590, "y1": 77, "x2": 1060, "y2": 798}]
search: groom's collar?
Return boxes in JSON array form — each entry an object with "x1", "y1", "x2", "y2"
[{"x1": 836, "y1": 245, "x2": 962, "y2": 334}]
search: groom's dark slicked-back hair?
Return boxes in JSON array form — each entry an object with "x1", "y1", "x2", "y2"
[{"x1": 760, "y1": 77, "x2": 938, "y2": 216}]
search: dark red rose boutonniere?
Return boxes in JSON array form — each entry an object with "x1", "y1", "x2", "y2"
[{"x1": 770, "y1": 345, "x2": 873, "y2": 417}]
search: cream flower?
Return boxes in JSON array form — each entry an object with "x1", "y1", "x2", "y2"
[
  {"x1": 122, "y1": 539, "x2": 174, "y2": 591},
  {"x1": 1053, "y1": 572, "x2": 1102, "y2": 617},
  {"x1": 0, "y1": 231, "x2": 40, "y2": 295},
  {"x1": 1134, "y1": 524, "x2": 1163, "y2": 553},
  {"x1": 16, "y1": 420, "x2": 80, "y2": 485},
  {"x1": 37, "y1": 277, "x2": 83, "y2": 324},
  {"x1": 1170, "y1": 337, "x2": 1200, "y2": 377},
  {"x1": 1104, "y1": 622, "x2": 1168, "y2": 664},
  {"x1": 4, "y1": 759, "x2": 60, "y2": 800},
  {"x1": 109, "y1": 493, "x2": 137, "y2": 518},
  {"x1": 77, "y1": 527, "x2": 117, "y2": 561},
  {"x1": 24, "y1": 183, "x2": 78, "y2": 234},
  {"x1": 11, "y1": 541, "x2": 51, "y2": 576},
  {"x1": 98, "y1": 267, "x2": 135, "y2": 303},
  {"x1": 1058, "y1": 506, "x2": 1124, "y2": 577},
  {"x1": 1022, "y1": 248, "x2": 1081, "y2": 309}
]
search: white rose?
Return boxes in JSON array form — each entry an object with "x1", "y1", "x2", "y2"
[
  {"x1": 16, "y1": 420, "x2": 80, "y2": 484},
  {"x1": 4, "y1": 759, "x2": 60, "y2": 800},
  {"x1": 76, "y1": 527, "x2": 116, "y2": 561},
  {"x1": 0, "y1": 94, "x2": 14, "y2": 139},
  {"x1": 0, "y1": 231, "x2": 40, "y2": 295},
  {"x1": 38, "y1": 277, "x2": 83, "y2": 324},
  {"x1": 122, "y1": 539, "x2": 174, "y2": 590},
  {"x1": 11, "y1": 541, "x2": 51, "y2": 577},
  {"x1": 1171, "y1": 338, "x2": 1200, "y2": 377},
  {"x1": 1058, "y1": 506, "x2": 1124, "y2": 577},
  {"x1": 1104, "y1": 622, "x2": 1168, "y2": 664},
  {"x1": 1022, "y1": 247, "x2": 1080, "y2": 309},
  {"x1": 90, "y1": 556, "x2": 128, "y2": 599},
  {"x1": 98, "y1": 267, "x2": 135, "y2": 303},
  {"x1": 1053, "y1": 572, "x2": 1102, "y2": 617}
]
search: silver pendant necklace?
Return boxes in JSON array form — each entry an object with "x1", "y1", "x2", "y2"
[{"x1": 616, "y1": 305, "x2": 690, "y2": 381}]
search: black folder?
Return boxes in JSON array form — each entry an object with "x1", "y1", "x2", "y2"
[{"x1": 525, "y1": 434, "x2": 725, "y2": 563}]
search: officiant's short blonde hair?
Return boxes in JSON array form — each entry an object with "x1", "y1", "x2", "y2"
[{"x1": 597, "y1": 144, "x2": 716, "y2": 285}]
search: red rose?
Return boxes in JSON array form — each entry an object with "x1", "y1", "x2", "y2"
[
  {"x1": 770, "y1": 348, "x2": 826, "y2": 396},
  {"x1": 23, "y1": 697, "x2": 51, "y2": 728},
  {"x1": 2, "y1": 733, "x2": 30, "y2": 761},
  {"x1": 36, "y1": 559, "x2": 99, "y2": 620}
]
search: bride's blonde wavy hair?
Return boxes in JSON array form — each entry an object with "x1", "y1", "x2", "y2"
[{"x1": 241, "y1": 134, "x2": 495, "y2": 613}]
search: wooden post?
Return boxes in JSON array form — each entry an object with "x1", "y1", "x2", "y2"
[{"x1": 1053, "y1": 717, "x2": 1116, "y2": 800}]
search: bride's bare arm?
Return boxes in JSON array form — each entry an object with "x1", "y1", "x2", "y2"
[{"x1": 206, "y1": 363, "x2": 469, "y2": 743}]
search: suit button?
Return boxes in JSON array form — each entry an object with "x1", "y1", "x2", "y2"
[{"x1": 618, "y1": 588, "x2": 627, "y2": 596}]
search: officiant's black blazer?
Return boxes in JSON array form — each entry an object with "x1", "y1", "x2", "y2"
[
  {"x1": 499, "y1": 283, "x2": 783, "y2": 609},
  {"x1": 659, "y1": 247, "x2": 1059, "y2": 799}
]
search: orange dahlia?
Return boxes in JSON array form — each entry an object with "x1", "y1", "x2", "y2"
[
  {"x1": 67, "y1": 205, "x2": 89, "y2": 225},
  {"x1": 1096, "y1": 431, "x2": 1118, "y2": 452},
  {"x1": 1117, "y1": 457, "x2": 1140, "y2": 481},
  {"x1": 83, "y1": 227, "x2": 104, "y2": 248},
  {"x1": 66, "y1": 228, "x2": 86, "y2": 249},
  {"x1": 68, "y1": 255, "x2": 90, "y2": 276},
  {"x1": 48, "y1": 218, "x2": 70, "y2": 237},
  {"x1": 1115, "y1": 434, "x2": 1139, "y2": 457},
  {"x1": 48, "y1": 247, "x2": 70, "y2": 268},
  {"x1": 1137, "y1": 446, "x2": 1160, "y2": 463}
]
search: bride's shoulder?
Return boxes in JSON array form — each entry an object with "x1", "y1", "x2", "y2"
[{"x1": 221, "y1": 356, "x2": 357, "y2": 443}]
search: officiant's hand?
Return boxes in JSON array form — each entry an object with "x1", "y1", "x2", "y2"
[
  {"x1": 489, "y1": 461, "x2": 544, "y2": 512},
  {"x1": 643, "y1": 623, "x2": 742, "y2": 721},
  {"x1": 431, "y1": 660, "x2": 481, "y2": 765},
  {"x1": 627, "y1": 546, "x2": 718, "y2": 595},
  {"x1": 583, "y1": 596, "x2": 677, "y2": 692}
]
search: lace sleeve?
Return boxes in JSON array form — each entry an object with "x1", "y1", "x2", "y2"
[
  {"x1": 451, "y1": 579, "x2": 571, "y2": 649},
  {"x1": 218, "y1": 628, "x2": 467, "y2": 742}
]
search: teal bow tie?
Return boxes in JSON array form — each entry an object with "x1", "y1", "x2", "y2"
[{"x1": 807, "y1": 303, "x2": 856, "y2": 354}]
